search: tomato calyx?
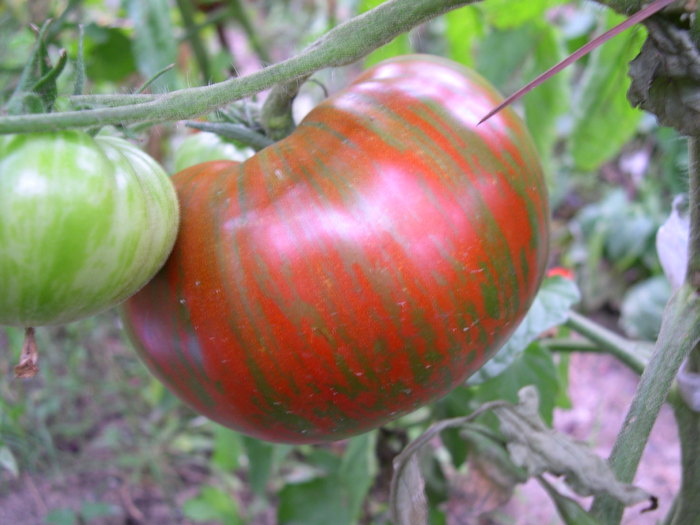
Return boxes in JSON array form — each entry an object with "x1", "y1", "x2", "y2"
[{"x1": 14, "y1": 327, "x2": 39, "y2": 379}]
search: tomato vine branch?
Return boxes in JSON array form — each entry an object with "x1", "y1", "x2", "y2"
[
  {"x1": 659, "y1": 136, "x2": 700, "y2": 525},
  {"x1": 665, "y1": 388, "x2": 700, "y2": 524},
  {"x1": 564, "y1": 311, "x2": 648, "y2": 373},
  {"x1": 0, "y1": 0, "x2": 479, "y2": 134}
]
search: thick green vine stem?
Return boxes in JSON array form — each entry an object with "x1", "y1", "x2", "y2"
[
  {"x1": 660, "y1": 137, "x2": 700, "y2": 525},
  {"x1": 664, "y1": 389, "x2": 700, "y2": 524},
  {"x1": 688, "y1": 137, "x2": 700, "y2": 290},
  {"x1": 588, "y1": 286, "x2": 700, "y2": 523},
  {"x1": 564, "y1": 311, "x2": 648, "y2": 374},
  {"x1": 0, "y1": 0, "x2": 479, "y2": 134}
]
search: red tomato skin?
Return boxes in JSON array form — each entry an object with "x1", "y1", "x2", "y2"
[{"x1": 122, "y1": 55, "x2": 550, "y2": 443}]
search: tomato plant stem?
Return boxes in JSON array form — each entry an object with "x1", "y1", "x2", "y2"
[
  {"x1": 589, "y1": 285, "x2": 700, "y2": 523},
  {"x1": 590, "y1": 132, "x2": 700, "y2": 523},
  {"x1": 688, "y1": 137, "x2": 700, "y2": 291},
  {"x1": 661, "y1": 135, "x2": 700, "y2": 525},
  {"x1": 542, "y1": 337, "x2": 647, "y2": 375},
  {"x1": 564, "y1": 311, "x2": 647, "y2": 374},
  {"x1": 0, "y1": 0, "x2": 479, "y2": 134},
  {"x1": 664, "y1": 388, "x2": 700, "y2": 524},
  {"x1": 261, "y1": 79, "x2": 303, "y2": 140}
]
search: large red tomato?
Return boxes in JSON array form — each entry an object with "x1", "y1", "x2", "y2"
[{"x1": 122, "y1": 55, "x2": 550, "y2": 443}]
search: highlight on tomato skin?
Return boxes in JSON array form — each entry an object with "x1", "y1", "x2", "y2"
[{"x1": 121, "y1": 54, "x2": 551, "y2": 444}]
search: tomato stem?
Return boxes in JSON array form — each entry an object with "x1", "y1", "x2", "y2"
[
  {"x1": 261, "y1": 79, "x2": 304, "y2": 141},
  {"x1": 658, "y1": 135, "x2": 700, "y2": 524},
  {"x1": 563, "y1": 311, "x2": 647, "y2": 375},
  {"x1": 14, "y1": 327, "x2": 39, "y2": 379},
  {"x1": 0, "y1": 0, "x2": 481, "y2": 134}
]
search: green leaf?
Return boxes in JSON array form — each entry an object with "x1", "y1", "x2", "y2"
[
  {"x1": 45, "y1": 508, "x2": 78, "y2": 525},
  {"x1": 478, "y1": 0, "x2": 568, "y2": 29},
  {"x1": 469, "y1": 276, "x2": 581, "y2": 384},
  {"x1": 439, "y1": 341, "x2": 563, "y2": 465},
  {"x1": 278, "y1": 432, "x2": 377, "y2": 525},
  {"x1": 574, "y1": 189, "x2": 659, "y2": 273},
  {"x1": 183, "y1": 486, "x2": 242, "y2": 525},
  {"x1": 475, "y1": 25, "x2": 536, "y2": 91},
  {"x1": 211, "y1": 425, "x2": 243, "y2": 472},
  {"x1": 620, "y1": 276, "x2": 672, "y2": 341},
  {"x1": 444, "y1": 7, "x2": 484, "y2": 67},
  {"x1": 79, "y1": 501, "x2": 118, "y2": 520},
  {"x1": 555, "y1": 353, "x2": 573, "y2": 409},
  {"x1": 570, "y1": 13, "x2": 645, "y2": 171},
  {"x1": 82, "y1": 24, "x2": 137, "y2": 83},
  {"x1": 524, "y1": 22, "x2": 569, "y2": 166},
  {"x1": 338, "y1": 432, "x2": 379, "y2": 516},
  {"x1": 183, "y1": 499, "x2": 220, "y2": 522},
  {"x1": 5, "y1": 21, "x2": 56, "y2": 114},
  {"x1": 127, "y1": 0, "x2": 179, "y2": 91},
  {"x1": 242, "y1": 436, "x2": 293, "y2": 496},
  {"x1": 475, "y1": 343, "x2": 560, "y2": 425}
]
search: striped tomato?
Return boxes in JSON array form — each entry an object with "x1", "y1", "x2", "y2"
[
  {"x1": 122, "y1": 55, "x2": 550, "y2": 443},
  {"x1": 0, "y1": 131, "x2": 179, "y2": 327}
]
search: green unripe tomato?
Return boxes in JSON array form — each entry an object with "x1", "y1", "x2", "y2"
[
  {"x1": 0, "y1": 131, "x2": 180, "y2": 327},
  {"x1": 172, "y1": 131, "x2": 252, "y2": 173}
]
